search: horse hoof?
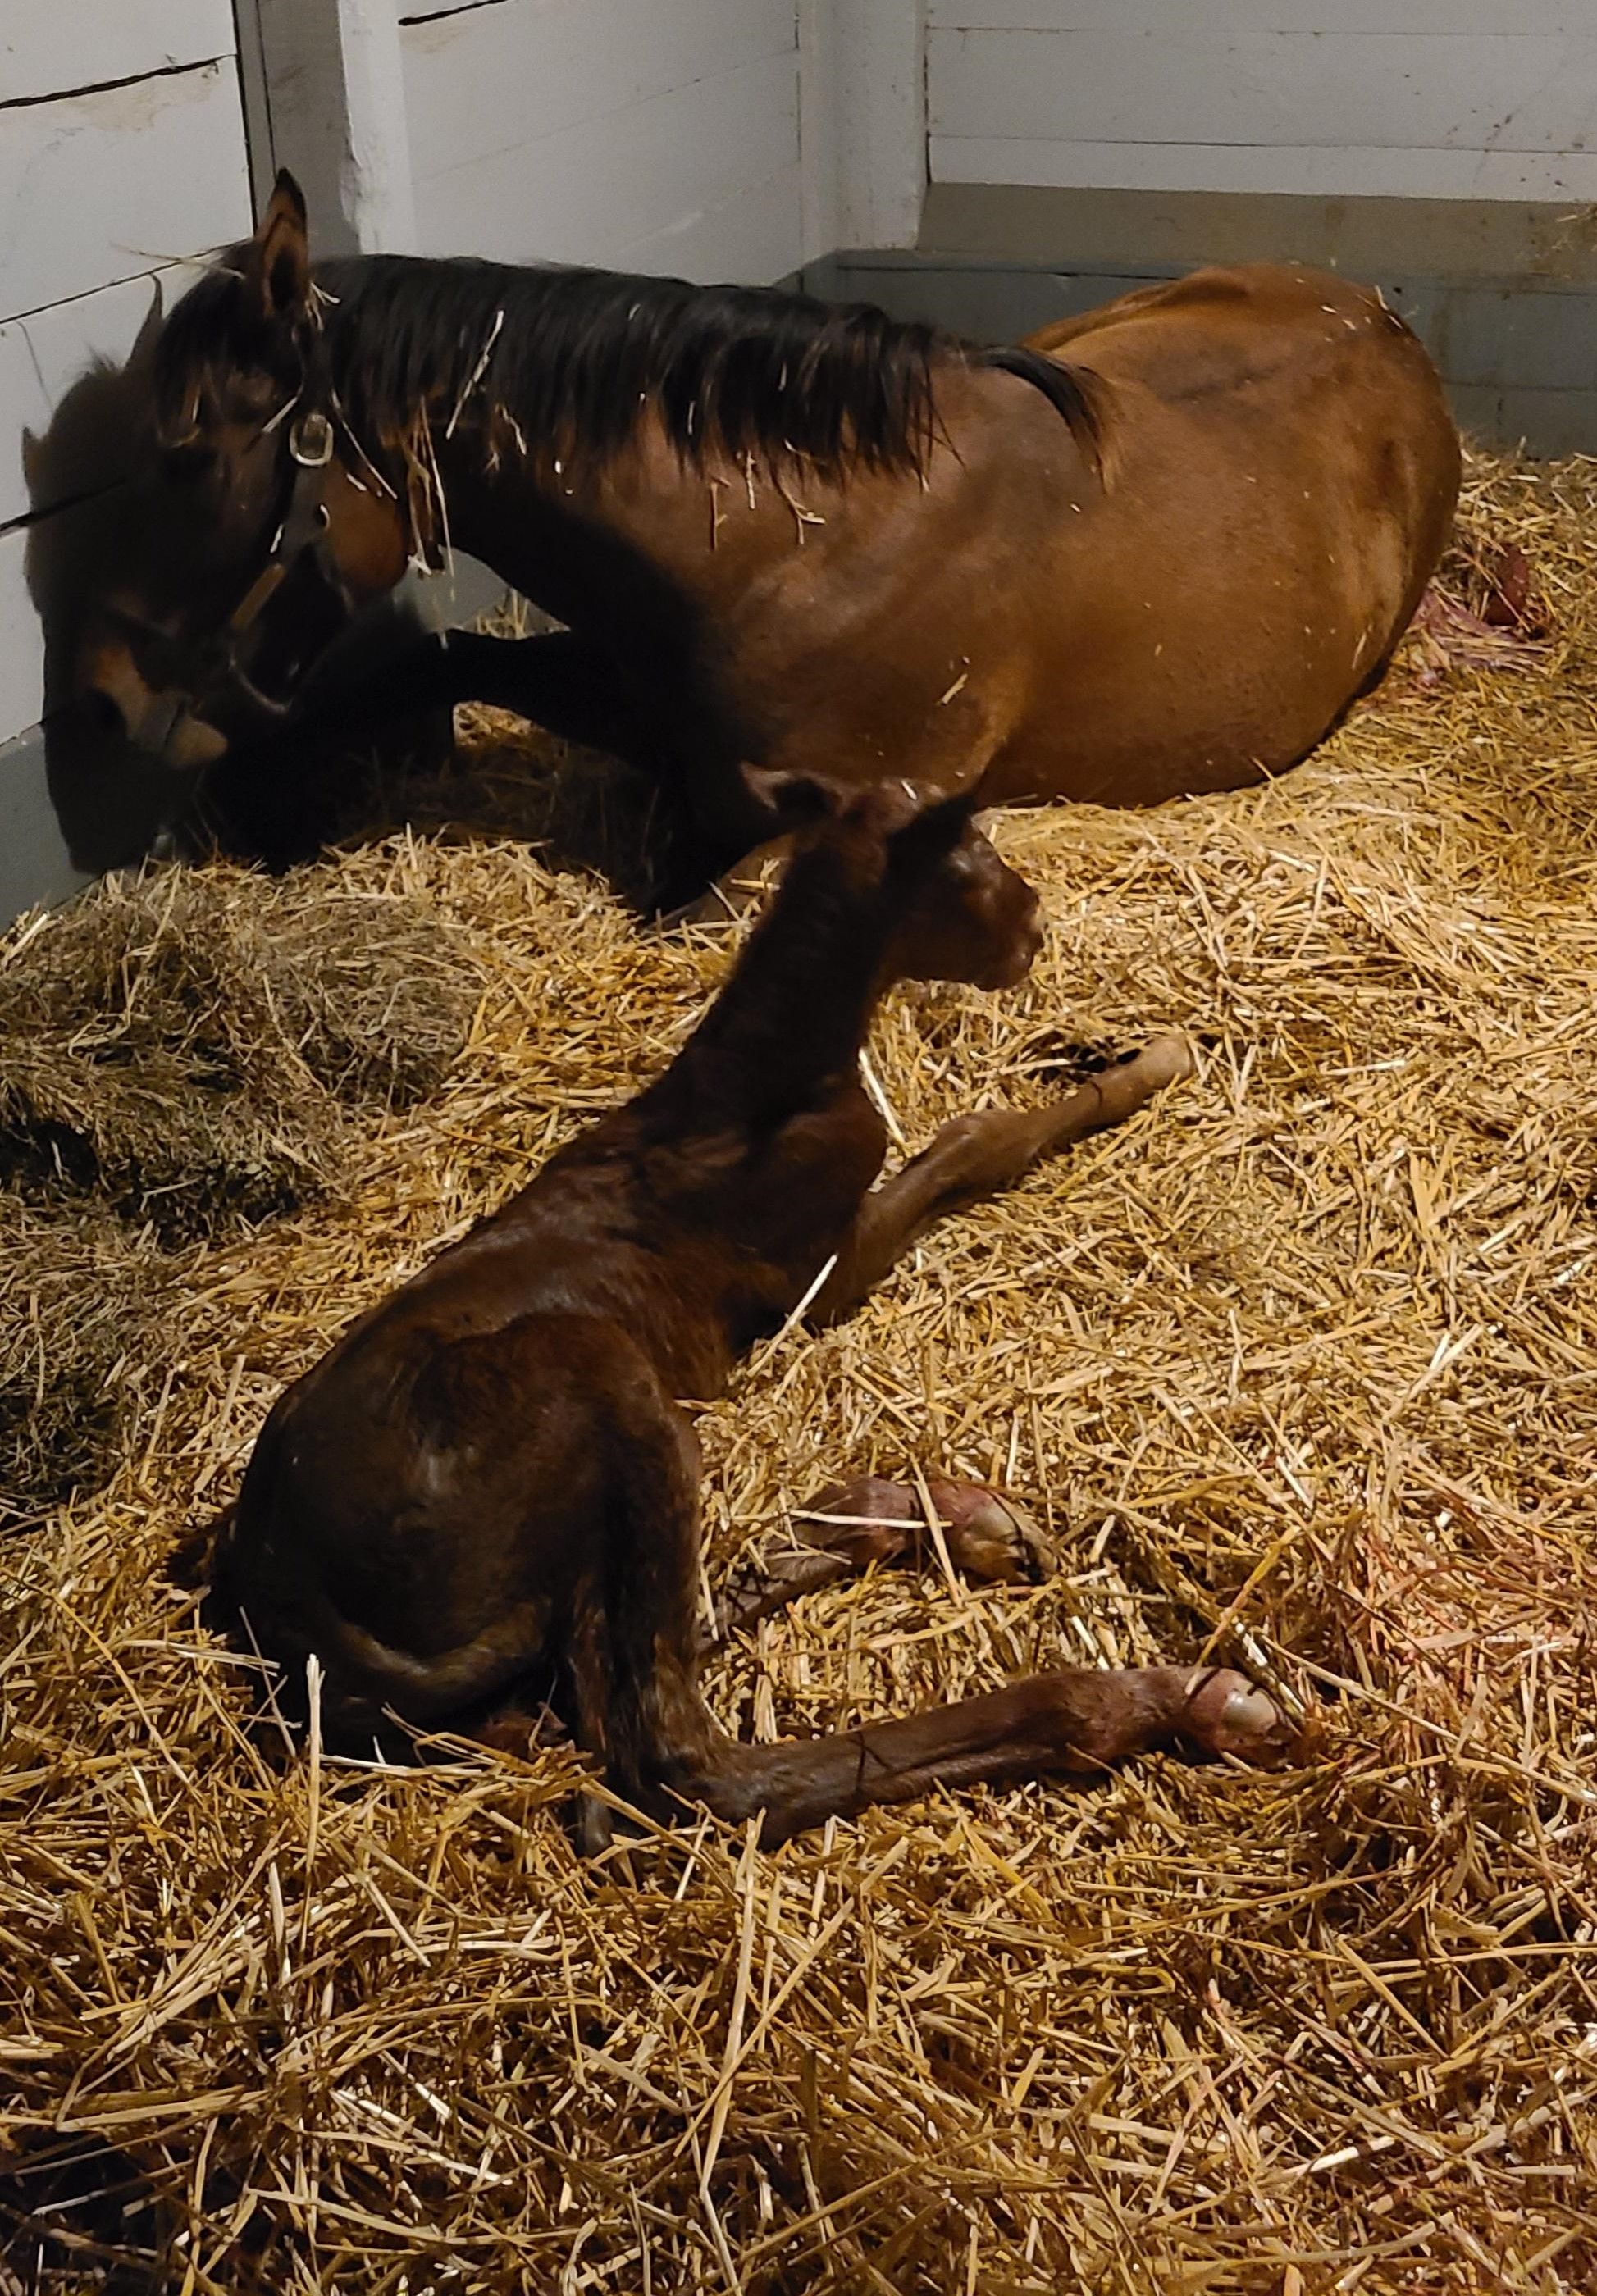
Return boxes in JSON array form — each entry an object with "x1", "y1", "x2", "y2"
[
  {"x1": 1179, "y1": 1667, "x2": 1303, "y2": 1769},
  {"x1": 923, "y1": 1479, "x2": 1060, "y2": 1582}
]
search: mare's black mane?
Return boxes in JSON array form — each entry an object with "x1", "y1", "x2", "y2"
[{"x1": 160, "y1": 251, "x2": 1101, "y2": 484}]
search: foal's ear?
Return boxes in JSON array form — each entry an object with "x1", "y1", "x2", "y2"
[
  {"x1": 891, "y1": 780, "x2": 982, "y2": 856},
  {"x1": 742, "y1": 765, "x2": 848, "y2": 830},
  {"x1": 249, "y1": 170, "x2": 313, "y2": 324}
]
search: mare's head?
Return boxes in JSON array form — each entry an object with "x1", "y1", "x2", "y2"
[
  {"x1": 759, "y1": 772, "x2": 1043, "y2": 991},
  {"x1": 75, "y1": 173, "x2": 408, "y2": 766}
]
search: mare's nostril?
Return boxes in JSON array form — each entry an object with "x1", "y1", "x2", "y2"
[{"x1": 80, "y1": 687, "x2": 129, "y2": 743}]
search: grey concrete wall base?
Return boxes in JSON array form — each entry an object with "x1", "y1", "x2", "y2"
[
  {"x1": 915, "y1": 184, "x2": 1597, "y2": 287},
  {"x1": 810, "y1": 184, "x2": 1597, "y2": 458},
  {"x1": 0, "y1": 725, "x2": 90, "y2": 923}
]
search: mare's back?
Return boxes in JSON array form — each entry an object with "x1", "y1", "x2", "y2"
[{"x1": 1022, "y1": 264, "x2": 1421, "y2": 412}]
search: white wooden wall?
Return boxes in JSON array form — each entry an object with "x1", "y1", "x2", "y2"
[
  {"x1": 399, "y1": 0, "x2": 805, "y2": 284},
  {"x1": 927, "y1": 3, "x2": 1597, "y2": 204},
  {"x1": 0, "y1": 1, "x2": 253, "y2": 750}
]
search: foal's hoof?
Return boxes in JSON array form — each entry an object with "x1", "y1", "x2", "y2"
[
  {"x1": 804, "y1": 1474, "x2": 1058, "y2": 1582},
  {"x1": 1179, "y1": 1668, "x2": 1303, "y2": 1769},
  {"x1": 921, "y1": 1479, "x2": 1060, "y2": 1582}
]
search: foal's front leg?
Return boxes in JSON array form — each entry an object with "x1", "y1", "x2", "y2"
[
  {"x1": 711, "y1": 1474, "x2": 1056, "y2": 1642},
  {"x1": 811, "y1": 1033, "x2": 1193, "y2": 1323},
  {"x1": 710, "y1": 1041, "x2": 1188, "y2": 1638}
]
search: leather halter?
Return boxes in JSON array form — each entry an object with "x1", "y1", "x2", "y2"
[{"x1": 198, "y1": 399, "x2": 344, "y2": 719}]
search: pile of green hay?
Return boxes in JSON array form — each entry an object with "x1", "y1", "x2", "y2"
[
  {"x1": 0, "y1": 1194, "x2": 166, "y2": 1521},
  {"x1": 0, "y1": 860, "x2": 483, "y2": 1515},
  {"x1": 0, "y1": 866, "x2": 481, "y2": 1242}
]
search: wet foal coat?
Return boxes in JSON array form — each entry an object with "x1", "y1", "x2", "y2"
[
  {"x1": 80, "y1": 175, "x2": 1458, "y2": 877},
  {"x1": 218, "y1": 782, "x2": 1297, "y2": 1843}
]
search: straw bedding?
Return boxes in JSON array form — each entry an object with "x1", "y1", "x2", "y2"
[{"x1": 2, "y1": 448, "x2": 1595, "y2": 2292}]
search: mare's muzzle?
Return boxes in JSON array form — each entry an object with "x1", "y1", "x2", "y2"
[{"x1": 84, "y1": 402, "x2": 353, "y2": 759}]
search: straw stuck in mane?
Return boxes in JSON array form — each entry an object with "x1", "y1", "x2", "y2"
[{"x1": 158, "y1": 249, "x2": 1102, "y2": 485}]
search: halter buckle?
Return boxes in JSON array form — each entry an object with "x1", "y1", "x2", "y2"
[{"x1": 290, "y1": 408, "x2": 335, "y2": 467}]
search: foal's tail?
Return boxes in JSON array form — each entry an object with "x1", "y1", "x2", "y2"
[
  {"x1": 302, "y1": 1604, "x2": 551, "y2": 1725},
  {"x1": 167, "y1": 1504, "x2": 235, "y2": 1594},
  {"x1": 203, "y1": 1431, "x2": 550, "y2": 1747}
]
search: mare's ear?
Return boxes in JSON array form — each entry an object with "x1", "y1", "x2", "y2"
[
  {"x1": 249, "y1": 170, "x2": 313, "y2": 324},
  {"x1": 742, "y1": 765, "x2": 849, "y2": 829}
]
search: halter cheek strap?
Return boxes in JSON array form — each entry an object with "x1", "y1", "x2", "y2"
[{"x1": 210, "y1": 403, "x2": 344, "y2": 717}]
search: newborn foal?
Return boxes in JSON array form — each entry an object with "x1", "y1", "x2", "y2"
[{"x1": 221, "y1": 786, "x2": 1296, "y2": 1842}]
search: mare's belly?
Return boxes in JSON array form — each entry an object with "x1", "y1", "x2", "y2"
[{"x1": 983, "y1": 585, "x2": 1368, "y2": 810}]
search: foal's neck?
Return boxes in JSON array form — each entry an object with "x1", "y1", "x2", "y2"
[{"x1": 650, "y1": 839, "x2": 901, "y2": 1128}]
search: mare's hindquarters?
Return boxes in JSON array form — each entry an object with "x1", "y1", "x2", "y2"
[{"x1": 983, "y1": 265, "x2": 1460, "y2": 809}]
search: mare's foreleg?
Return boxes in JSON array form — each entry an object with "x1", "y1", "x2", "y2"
[
  {"x1": 810, "y1": 1033, "x2": 1193, "y2": 1323},
  {"x1": 660, "y1": 836, "x2": 795, "y2": 930},
  {"x1": 304, "y1": 627, "x2": 645, "y2": 757}
]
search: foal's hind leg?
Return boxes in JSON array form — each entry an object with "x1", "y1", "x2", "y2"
[
  {"x1": 683, "y1": 1663, "x2": 1303, "y2": 1847},
  {"x1": 810, "y1": 1033, "x2": 1193, "y2": 1324}
]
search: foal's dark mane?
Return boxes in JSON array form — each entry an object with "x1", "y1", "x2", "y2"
[{"x1": 161, "y1": 251, "x2": 1101, "y2": 485}]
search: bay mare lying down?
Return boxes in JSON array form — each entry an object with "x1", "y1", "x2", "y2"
[
  {"x1": 216, "y1": 784, "x2": 1301, "y2": 1844},
  {"x1": 80, "y1": 170, "x2": 1457, "y2": 898}
]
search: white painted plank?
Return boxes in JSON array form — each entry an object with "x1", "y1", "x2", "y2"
[
  {"x1": 403, "y1": 0, "x2": 795, "y2": 181},
  {"x1": 929, "y1": 134, "x2": 1597, "y2": 204},
  {"x1": 796, "y1": 0, "x2": 842, "y2": 264},
  {"x1": 929, "y1": 3, "x2": 1588, "y2": 37},
  {"x1": 827, "y1": 0, "x2": 927, "y2": 252},
  {"x1": 0, "y1": 0, "x2": 235, "y2": 105},
  {"x1": 0, "y1": 267, "x2": 211, "y2": 528},
  {"x1": 256, "y1": 0, "x2": 418, "y2": 257},
  {"x1": 410, "y1": 48, "x2": 801, "y2": 277},
  {"x1": 1, "y1": 63, "x2": 253, "y2": 324},
  {"x1": 614, "y1": 163, "x2": 805, "y2": 286},
  {"x1": 929, "y1": 30, "x2": 1597, "y2": 154}
]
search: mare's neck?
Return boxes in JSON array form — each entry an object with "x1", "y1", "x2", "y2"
[{"x1": 316, "y1": 254, "x2": 678, "y2": 619}]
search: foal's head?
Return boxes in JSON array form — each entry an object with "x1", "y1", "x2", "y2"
[
  {"x1": 760, "y1": 773, "x2": 1043, "y2": 992},
  {"x1": 75, "y1": 173, "x2": 408, "y2": 765}
]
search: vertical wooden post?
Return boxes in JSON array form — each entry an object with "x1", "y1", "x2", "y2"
[
  {"x1": 827, "y1": 0, "x2": 927, "y2": 253},
  {"x1": 248, "y1": 0, "x2": 416, "y2": 254},
  {"x1": 796, "y1": 0, "x2": 842, "y2": 268}
]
